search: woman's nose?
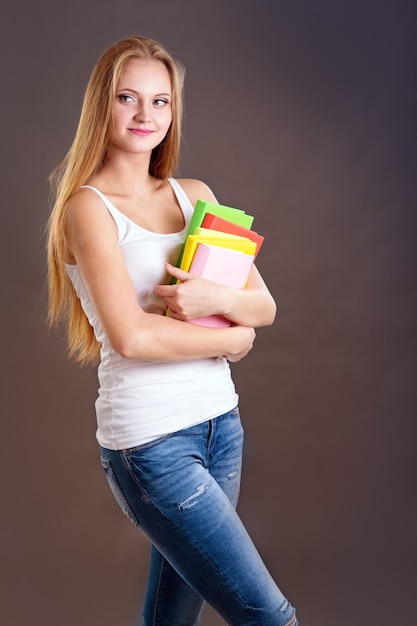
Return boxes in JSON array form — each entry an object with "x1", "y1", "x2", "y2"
[{"x1": 135, "y1": 100, "x2": 152, "y2": 122}]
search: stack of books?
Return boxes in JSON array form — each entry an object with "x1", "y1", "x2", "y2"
[{"x1": 173, "y1": 199, "x2": 264, "y2": 327}]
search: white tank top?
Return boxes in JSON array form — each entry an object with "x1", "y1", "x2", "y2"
[{"x1": 65, "y1": 178, "x2": 238, "y2": 450}]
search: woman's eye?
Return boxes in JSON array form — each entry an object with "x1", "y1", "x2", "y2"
[
  {"x1": 118, "y1": 94, "x2": 135, "y2": 103},
  {"x1": 154, "y1": 98, "x2": 169, "y2": 107}
]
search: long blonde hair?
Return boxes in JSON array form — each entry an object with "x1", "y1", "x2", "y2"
[{"x1": 47, "y1": 36, "x2": 185, "y2": 364}]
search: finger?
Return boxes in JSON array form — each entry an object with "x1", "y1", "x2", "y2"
[
  {"x1": 154, "y1": 283, "x2": 176, "y2": 297},
  {"x1": 167, "y1": 305, "x2": 182, "y2": 320},
  {"x1": 166, "y1": 263, "x2": 192, "y2": 282}
]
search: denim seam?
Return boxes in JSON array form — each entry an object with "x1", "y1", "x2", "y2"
[
  {"x1": 149, "y1": 556, "x2": 168, "y2": 626},
  {"x1": 100, "y1": 457, "x2": 140, "y2": 527},
  {"x1": 120, "y1": 449, "x2": 152, "y2": 503}
]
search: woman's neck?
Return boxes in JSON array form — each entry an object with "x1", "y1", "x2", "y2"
[{"x1": 91, "y1": 150, "x2": 156, "y2": 196}]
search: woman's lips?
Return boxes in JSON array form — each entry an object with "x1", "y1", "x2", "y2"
[{"x1": 129, "y1": 128, "x2": 153, "y2": 137}]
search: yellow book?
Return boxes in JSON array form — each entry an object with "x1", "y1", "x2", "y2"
[
  {"x1": 180, "y1": 232, "x2": 257, "y2": 272},
  {"x1": 193, "y1": 227, "x2": 252, "y2": 240}
]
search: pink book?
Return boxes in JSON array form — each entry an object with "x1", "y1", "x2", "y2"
[{"x1": 188, "y1": 243, "x2": 254, "y2": 328}]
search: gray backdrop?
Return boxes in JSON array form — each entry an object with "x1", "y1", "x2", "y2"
[{"x1": 1, "y1": 1, "x2": 416, "y2": 625}]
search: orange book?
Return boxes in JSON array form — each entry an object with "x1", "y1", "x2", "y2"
[{"x1": 201, "y1": 213, "x2": 264, "y2": 259}]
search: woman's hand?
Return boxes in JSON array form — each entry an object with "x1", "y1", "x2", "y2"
[
  {"x1": 224, "y1": 326, "x2": 256, "y2": 362},
  {"x1": 155, "y1": 263, "x2": 226, "y2": 321}
]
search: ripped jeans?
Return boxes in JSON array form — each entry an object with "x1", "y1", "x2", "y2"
[{"x1": 100, "y1": 406, "x2": 297, "y2": 626}]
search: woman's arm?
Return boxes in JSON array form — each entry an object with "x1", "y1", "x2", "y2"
[{"x1": 65, "y1": 188, "x2": 255, "y2": 362}]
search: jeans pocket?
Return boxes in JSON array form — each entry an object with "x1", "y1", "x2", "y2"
[
  {"x1": 123, "y1": 432, "x2": 174, "y2": 454},
  {"x1": 100, "y1": 457, "x2": 139, "y2": 527}
]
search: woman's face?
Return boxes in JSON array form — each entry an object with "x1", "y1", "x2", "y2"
[{"x1": 110, "y1": 58, "x2": 173, "y2": 156}]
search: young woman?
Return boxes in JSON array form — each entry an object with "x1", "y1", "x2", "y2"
[{"x1": 47, "y1": 36, "x2": 297, "y2": 626}]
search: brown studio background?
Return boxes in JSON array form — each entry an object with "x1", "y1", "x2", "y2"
[{"x1": 1, "y1": 1, "x2": 416, "y2": 625}]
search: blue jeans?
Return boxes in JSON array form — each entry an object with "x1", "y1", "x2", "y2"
[{"x1": 100, "y1": 407, "x2": 297, "y2": 626}]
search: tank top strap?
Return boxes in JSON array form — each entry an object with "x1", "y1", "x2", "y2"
[
  {"x1": 80, "y1": 185, "x2": 116, "y2": 212},
  {"x1": 79, "y1": 185, "x2": 129, "y2": 235},
  {"x1": 167, "y1": 178, "x2": 195, "y2": 220}
]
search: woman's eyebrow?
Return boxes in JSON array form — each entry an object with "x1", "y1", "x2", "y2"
[{"x1": 117, "y1": 86, "x2": 171, "y2": 97}]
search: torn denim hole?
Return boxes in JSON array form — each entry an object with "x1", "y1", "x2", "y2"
[
  {"x1": 283, "y1": 614, "x2": 297, "y2": 626},
  {"x1": 227, "y1": 470, "x2": 238, "y2": 480},
  {"x1": 178, "y1": 484, "x2": 208, "y2": 510}
]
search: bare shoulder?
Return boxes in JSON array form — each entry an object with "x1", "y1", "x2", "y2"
[
  {"x1": 65, "y1": 186, "x2": 118, "y2": 246},
  {"x1": 67, "y1": 186, "x2": 105, "y2": 213},
  {"x1": 175, "y1": 178, "x2": 218, "y2": 207},
  {"x1": 66, "y1": 186, "x2": 114, "y2": 227}
]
